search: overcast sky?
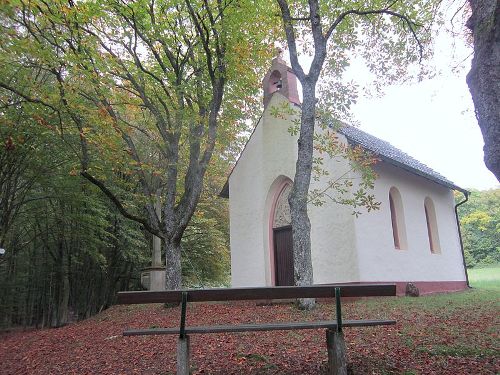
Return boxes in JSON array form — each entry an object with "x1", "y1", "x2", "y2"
[
  {"x1": 353, "y1": 77, "x2": 498, "y2": 191},
  {"x1": 350, "y1": 19, "x2": 498, "y2": 191}
]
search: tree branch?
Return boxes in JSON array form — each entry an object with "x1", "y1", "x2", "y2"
[
  {"x1": 0, "y1": 82, "x2": 60, "y2": 113},
  {"x1": 80, "y1": 171, "x2": 162, "y2": 238},
  {"x1": 325, "y1": 7, "x2": 423, "y2": 61},
  {"x1": 275, "y1": 0, "x2": 306, "y2": 81}
]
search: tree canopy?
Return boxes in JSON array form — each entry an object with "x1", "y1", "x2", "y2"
[
  {"x1": 0, "y1": 0, "x2": 276, "y2": 290},
  {"x1": 274, "y1": 0, "x2": 440, "y2": 308}
]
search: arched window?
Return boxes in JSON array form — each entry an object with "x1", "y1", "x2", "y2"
[
  {"x1": 424, "y1": 197, "x2": 440, "y2": 253},
  {"x1": 273, "y1": 183, "x2": 292, "y2": 228},
  {"x1": 389, "y1": 187, "x2": 407, "y2": 250}
]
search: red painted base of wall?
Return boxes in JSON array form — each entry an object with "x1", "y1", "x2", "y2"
[
  {"x1": 336, "y1": 280, "x2": 468, "y2": 296},
  {"x1": 394, "y1": 281, "x2": 468, "y2": 296}
]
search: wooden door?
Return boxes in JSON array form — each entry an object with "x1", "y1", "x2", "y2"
[{"x1": 273, "y1": 225, "x2": 294, "y2": 286}]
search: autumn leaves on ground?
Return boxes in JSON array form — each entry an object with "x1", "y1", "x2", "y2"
[{"x1": 1, "y1": 284, "x2": 498, "y2": 375}]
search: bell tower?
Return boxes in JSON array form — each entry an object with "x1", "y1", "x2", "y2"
[{"x1": 262, "y1": 50, "x2": 300, "y2": 109}]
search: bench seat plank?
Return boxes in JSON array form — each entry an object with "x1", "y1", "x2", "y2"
[
  {"x1": 117, "y1": 284, "x2": 396, "y2": 304},
  {"x1": 123, "y1": 319, "x2": 396, "y2": 336}
]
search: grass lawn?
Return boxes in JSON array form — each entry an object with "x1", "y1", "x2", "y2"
[
  {"x1": 468, "y1": 264, "x2": 500, "y2": 290},
  {"x1": 0, "y1": 279, "x2": 498, "y2": 374}
]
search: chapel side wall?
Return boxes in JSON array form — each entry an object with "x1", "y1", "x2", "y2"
[
  {"x1": 354, "y1": 163, "x2": 467, "y2": 284},
  {"x1": 308, "y1": 133, "x2": 360, "y2": 284}
]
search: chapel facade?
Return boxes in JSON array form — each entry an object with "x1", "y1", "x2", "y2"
[{"x1": 220, "y1": 57, "x2": 468, "y2": 295}]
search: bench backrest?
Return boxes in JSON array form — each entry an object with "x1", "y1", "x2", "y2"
[{"x1": 117, "y1": 284, "x2": 396, "y2": 304}]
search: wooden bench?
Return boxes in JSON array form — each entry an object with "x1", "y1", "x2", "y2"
[{"x1": 117, "y1": 284, "x2": 396, "y2": 375}]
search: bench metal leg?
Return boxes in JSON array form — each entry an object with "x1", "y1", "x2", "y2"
[
  {"x1": 326, "y1": 329, "x2": 347, "y2": 375},
  {"x1": 177, "y1": 335, "x2": 190, "y2": 375}
]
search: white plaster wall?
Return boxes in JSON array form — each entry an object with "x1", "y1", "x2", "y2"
[
  {"x1": 261, "y1": 124, "x2": 361, "y2": 285},
  {"x1": 230, "y1": 93, "x2": 298, "y2": 287},
  {"x1": 308, "y1": 133, "x2": 360, "y2": 284},
  {"x1": 354, "y1": 163, "x2": 466, "y2": 282},
  {"x1": 230, "y1": 96, "x2": 361, "y2": 286},
  {"x1": 229, "y1": 113, "x2": 265, "y2": 287},
  {"x1": 229, "y1": 92, "x2": 465, "y2": 287}
]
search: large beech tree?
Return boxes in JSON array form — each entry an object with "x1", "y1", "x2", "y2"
[
  {"x1": 466, "y1": 0, "x2": 500, "y2": 181},
  {"x1": 0, "y1": 0, "x2": 273, "y2": 290},
  {"x1": 275, "y1": 0, "x2": 438, "y2": 308}
]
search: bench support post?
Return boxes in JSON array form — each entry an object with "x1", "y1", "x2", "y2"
[
  {"x1": 177, "y1": 335, "x2": 190, "y2": 375},
  {"x1": 179, "y1": 292, "x2": 188, "y2": 339},
  {"x1": 326, "y1": 329, "x2": 347, "y2": 375},
  {"x1": 327, "y1": 287, "x2": 346, "y2": 375},
  {"x1": 335, "y1": 287, "x2": 342, "y2": 333},
  {"x1": 177, "y1": 291, "x2": 190, "y2": 374}
]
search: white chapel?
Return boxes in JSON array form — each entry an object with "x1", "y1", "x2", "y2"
[{"x1": 220, "y1": 57, "x2": 469, "y2": 295}]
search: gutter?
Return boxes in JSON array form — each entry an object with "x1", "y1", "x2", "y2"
[{"x1": 454, "y1": 190, "x2": 470, "y2": 287}]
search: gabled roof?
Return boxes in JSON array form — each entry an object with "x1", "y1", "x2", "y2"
[
  {"x1": 219, "y1": 123, "x2": 467, "y2": 198},
  {"x1": 339, "y1": 125, "x2": 467, "y2": 194}
]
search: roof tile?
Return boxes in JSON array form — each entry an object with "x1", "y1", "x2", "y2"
[{"x1": 339, "y1": 125, "x2": 466, "y2": 193}]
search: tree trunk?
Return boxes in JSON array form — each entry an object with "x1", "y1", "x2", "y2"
[
  {"x1": 1, "y1": 253, "x2": 15, "y2": 327},
  {"x1": 289, "y1": 85, "x2": 316, "y2": 310},
  {"x1": 165, "y1": 239, "x2": 182, "y2": 290},
  {"x1": 466, "y1": 0, "x2": 500, "y2": 181},
  {"x1": 57, "y1": 246, "x2": 70, "y2": 326}
]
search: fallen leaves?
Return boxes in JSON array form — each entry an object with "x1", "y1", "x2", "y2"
[{"x1": 0, "y1": 289, "x2": 498, "y2": 374}]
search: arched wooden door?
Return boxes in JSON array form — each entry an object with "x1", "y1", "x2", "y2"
[{"x1": 272, "y1": 183, "x2": 294, "y2": 286}]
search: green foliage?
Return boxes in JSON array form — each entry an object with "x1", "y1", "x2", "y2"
[
  {"x1": 180, "y1": 145, "x2": 232, "y2": 287},
  {"x1": 0, "y1": 108, "x2": 149, "y2": 328},
  {"x1": 280, "y1": 0, "x2": 440, "y2": 122},
  {"x1": 182, "y1": 197, "x2": 230, "y2": 287},
  {"x1": 0, "y1": 0, "x2": 277, "y2": 290},
  {"x1": 456, "y1": 189, "x2": 500, "y2": 267},
  {"x1": 467, "y1": 264, "x2": 500, "y2": 290}
]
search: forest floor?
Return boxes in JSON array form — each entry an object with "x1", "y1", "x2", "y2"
[{"x1": 1, "y1": 281, "x2": 498, "y2": 374}]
